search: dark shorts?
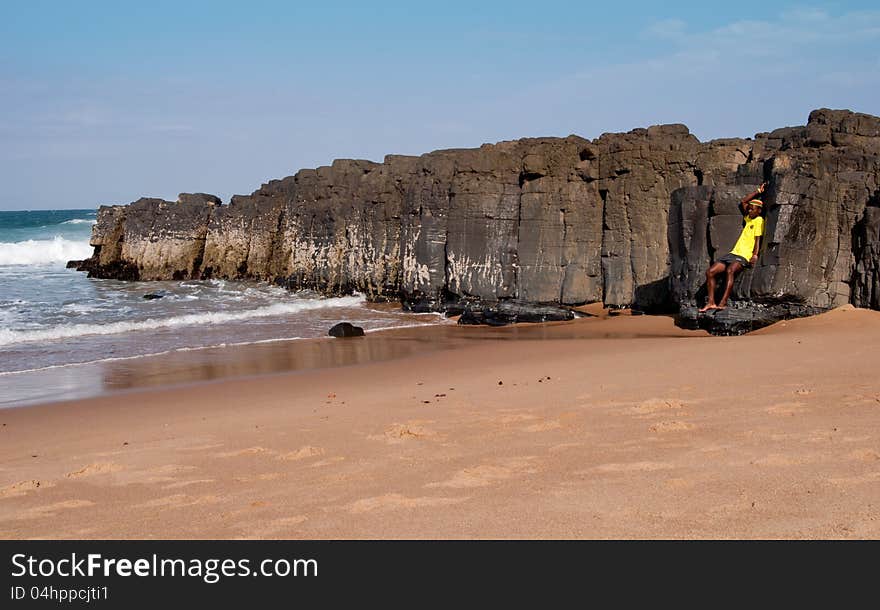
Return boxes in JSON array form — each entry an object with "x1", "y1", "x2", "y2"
[{"x1": 718, "y1": 252, "x2": 750, "y2": 268}]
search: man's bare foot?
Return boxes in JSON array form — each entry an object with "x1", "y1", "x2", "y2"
[
  {"x1": 715, "y1": 304, "x2": 727, "y2": 310},
  {"x1": 698, "y1": 304, "x2": 717, "y2": 313}
]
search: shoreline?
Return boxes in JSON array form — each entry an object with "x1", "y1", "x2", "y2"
[
  {"x1": 2, "y1": 307, "x2": 879, "y2": 539},
  {"x1": 0, "y1": 307, "x2": 685, "y2": 409},
  {"x1": 0, "y1": 303, "x2": 453, "y2": 409}
]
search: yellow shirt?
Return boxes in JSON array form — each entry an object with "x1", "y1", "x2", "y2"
[{"x1": 730, "y1": 215, "x2": 764, "y2": 260}]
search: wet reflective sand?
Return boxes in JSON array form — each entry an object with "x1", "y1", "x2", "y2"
[{"x1": 1, "y1": 314, "x2": 697, "y2": 408}]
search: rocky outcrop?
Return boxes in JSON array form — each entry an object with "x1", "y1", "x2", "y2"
[
  {"x1": 853, "y1": 205, "x2": 880, "y2": 309},
  {"x1": 74, "y1": 109, "x2": 880, "y2": 333},
  {"x1": 672, "y1": 109, "x2": 880, "y2": 333},
  {"x1": 456, "y1": 300, "x2": 577, "y2": 326},
  {"x1": 676, "y1": 303, "x2": 827, "y2": 336},
  {"x1": 77, "y1": 194, "x2": 220, "y2": 281}
]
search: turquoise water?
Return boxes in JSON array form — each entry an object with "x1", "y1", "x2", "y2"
[{"x1": 0, "y1": 209, "x2": 96, "y2": 237}]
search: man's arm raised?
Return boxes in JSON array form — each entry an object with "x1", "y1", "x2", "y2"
[{"x1": 740, "y1": 182, "x2": 767, "y2": 215}]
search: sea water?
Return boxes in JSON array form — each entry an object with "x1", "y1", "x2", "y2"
[{"x1": 0, "y1": 209, "x2": 446, "y2": 406}]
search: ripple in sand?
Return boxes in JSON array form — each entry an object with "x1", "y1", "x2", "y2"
[
  {"x1": 347, "y1": 493, "x2": 467, "y2": 514},
  {"x1": 649, "y1": 421, "x2": 696, "y2": 433},
  {"x1": 632, "y1": 398, "x2": 686, "y2": 415},
  {"x1": 0, "y1": 479, "x2": 54, "y2": 498},
  {"x1": 523, "y1": 420, "x2": 563, "y2": 432},
  {"x1": 496, "y1": 412, "x2": 540, "y2": 424},
  {"x1": 233, "y1": 473, "x2": 281, "y2": 483},
  {"x1": 370, "y1": 422, "x2": 439, "y2": 443},
  {"x1": 65, "y1": 462, "x2": 124, "y2": 478},
  {"x1": 846, "y1": 449, "x2": 880, "y2": 462},
  {"x1": 137, "y1": 494, "x2": 220, "y2": 509},
  {"x1": 163, "y1": 479, "x2": 216, "y2": 489},
  {"x1": 751, "y1": 454, "x2": 807, "y2": 467},
  {"x1": 215, "y1": 447, "x2": 273, "y2": 458},
  {"x1": 278, "y1": 446, "x2": 325, "y2": 461},
  {"x1": 311, "y1": 456, "x2": 345, "y2": 467},
  {"x1": 426, "y1": 456, "x2": 539, "y2": 489},
  {"x1": 592, "y1": 461, "x2": 674, "y2": 473},
  {"x1": 13, "y1": 500, "x2": 94, "y2": 520},
  {"x1": 765, "y1": 402, "x2": 807, "y2": 416}
]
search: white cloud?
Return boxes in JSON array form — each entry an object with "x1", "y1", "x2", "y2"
[
  {"x1": 644, "y1": 18, "x2": 687, "y2": 40},
  {"x1": 645, "y1": 9, "x2": 880, "y2": 56}
]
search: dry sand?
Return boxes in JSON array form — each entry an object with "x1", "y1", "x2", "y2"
[{"x1": 1, "y1": 306, "x2": 879, "y2": 539}]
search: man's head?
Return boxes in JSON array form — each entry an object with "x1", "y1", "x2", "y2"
[{"x1": 747, "y1": 199, "x2": 763, "y2": 218}]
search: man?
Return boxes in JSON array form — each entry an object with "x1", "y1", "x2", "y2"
[{"x1": 699, "y1": 182, "x2": 766, "y2": 312}]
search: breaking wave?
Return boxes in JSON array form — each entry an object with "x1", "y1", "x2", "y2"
[
  {"x1": 0, "y1": 295, "x2": 365, "y2": 346},
  {"x1": 0, "y1": 236, "x2": 92, "y2": 266}
]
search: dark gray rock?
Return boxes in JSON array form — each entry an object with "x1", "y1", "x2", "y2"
[
  {"x1": 668, "y1": 185, "x2": 713, "y2": 307},
  {"x1": 852, "y1": 204, "x2": 880, "y2": 309},
  {"x1": 676, "y1": 303, "x2": 827, "y2": 336},
  {"x1": 328, "y1": 322, "x2": 365, "y2": 337},
  {"x1": 177, "y1": 193, "x2": 222, "y2": 206},
  {"x1": 75, "y1": 257, "x2": 140, "y2": 281},
  {"x1": 456, "y1": 300, "x2": 575, "y2": 326}
]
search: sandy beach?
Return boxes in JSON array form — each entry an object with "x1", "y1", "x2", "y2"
[{"x1": 1, "y1": 307, "x2": 879, "y2": 539}]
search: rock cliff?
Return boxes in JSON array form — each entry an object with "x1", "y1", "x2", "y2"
[{"x1": 73, "y1": 109, "x2": 880, "y2": 334}]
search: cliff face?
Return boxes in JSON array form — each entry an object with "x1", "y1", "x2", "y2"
[
  {"x1": 671, "y1": 109, "x2": 880, "y2": 333},
  {"x1": 75, "y1": 108, "x2": 880, "y2": 332}
]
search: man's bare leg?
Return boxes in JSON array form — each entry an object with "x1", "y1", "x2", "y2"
[
  {"x1": 699, "y1": 262, "x2": 726, "y2": 312},
  {"x1": 717, "y1": 261, "x2": 743, "y2": 309}
]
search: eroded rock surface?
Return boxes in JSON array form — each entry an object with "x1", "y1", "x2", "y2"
[
  {"x1": 671, "y1": 109, "x2": 880, "y2": 333},
  {"x1": 74, "y1": 109, "x2": 880, "y2": 333}
]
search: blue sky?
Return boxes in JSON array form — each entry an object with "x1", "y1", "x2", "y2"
[{"x1": 2, "y1": 1, "x2": 878, "y2": 209}]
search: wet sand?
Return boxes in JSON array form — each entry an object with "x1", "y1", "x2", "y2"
[
  {"x1": 1, "y1": 307, "x2": 879, "y2": 539},
  {"x1": 0, "y1": 305, "x2": 672, "y2": 407}
]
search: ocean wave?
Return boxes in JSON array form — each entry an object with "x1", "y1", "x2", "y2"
[
  {"x1": 60, "y1": 219, "x2": 97, "y2": 225},
  {"x1": 61, "y1": 302, "x2": 103, "y2": 314},
  {"x1": 0, "y1": 236, "x2": 92, "y2": 266},
  {"x1": 0, "y1": 296, "x2": 365, "y2": 346}
]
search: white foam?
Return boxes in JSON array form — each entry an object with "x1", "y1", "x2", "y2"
[
  {"x1": 61, "y1": 302, "x2": 102, "y2": 314},
  {"x1": 364, "y1": 317, "x2": 454, "y2": 334},
  {"x1": 0, "y1": 236, "x2": 92, "y2": 266},
  {"x1": 0, "y1": 309, "x2": 18, "y2": 326},
  {"x1": 60, "y1": 219, "x2": 97, "y2": 225},
  {"x1": 0, "y1": 296, "x2": 365, "y2": 346}
]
